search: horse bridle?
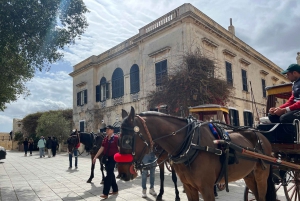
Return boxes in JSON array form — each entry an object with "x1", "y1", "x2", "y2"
[{"x1": 121, "y1": 115, "x2": 194, "y2": 170}]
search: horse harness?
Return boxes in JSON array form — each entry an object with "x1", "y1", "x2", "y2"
[{"x1": 121, "y1": 115, "x2": 266, "y2": 192}]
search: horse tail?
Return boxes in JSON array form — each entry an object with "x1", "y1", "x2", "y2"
[{"x1": 266, "y1": 165, "x2": 277, "y2": 201}]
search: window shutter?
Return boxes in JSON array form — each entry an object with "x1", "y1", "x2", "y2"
[
  {"x1": 84, "y1": 89, "x2": 87, "y2": 104},
  {"x1": 106, "y1": 83, "x2": 110, "y2": 99},
  {"x1": 96, "y1": 85, "x2": 100, "y2": 102},
  {"x1": 235, "y1": 110, "x2": 240, "y2": 126},
  {"x1": 77, "y1": 92, "x2": 80, "y2": 106}
]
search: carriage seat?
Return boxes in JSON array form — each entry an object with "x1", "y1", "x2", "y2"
[{"x1": 257, "y1": 123, "x2": 298, "y2": 144}]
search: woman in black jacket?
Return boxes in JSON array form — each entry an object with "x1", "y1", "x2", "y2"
[
  {"x1": 23, "y1": 138, "x2": 29, "y2": 156},
  {"x1": 28, "y1": 138, "x2": 34, "y2": 156},
  {"x1": 51, "y1": 137, "x2": 58, "y2": 157}
]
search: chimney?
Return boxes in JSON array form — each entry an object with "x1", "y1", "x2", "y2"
[
  {"x1": 228, "y1": 18, "x2": 235, "y2": 35},
  {"x1": 297, "y1": 52, "x2": 300, "y2": 65}
]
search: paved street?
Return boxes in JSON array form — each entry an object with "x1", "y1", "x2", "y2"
[{"x1": 0, "y1": 151, "x2": 287, "y2": 201}]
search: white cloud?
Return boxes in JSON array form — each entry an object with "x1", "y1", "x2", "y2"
[{"x1": 0, "y1": 71, "x2": 72, "y2": 132}]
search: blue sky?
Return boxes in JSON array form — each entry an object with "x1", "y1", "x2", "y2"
[{"x1": 1, "y1": 0, "x2": 299, "y2": 132}]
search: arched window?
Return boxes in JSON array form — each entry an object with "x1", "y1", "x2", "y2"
[
  {"x1": 112, "y1": 68, "x2": 124, "y2": 98},
  {"x1": 130, "y1": 64, "x2": 140, "y2": 94}
]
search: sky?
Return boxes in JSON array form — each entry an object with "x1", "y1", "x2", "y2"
[{"x1": 1, "y1": 0, "x2": 299, "y2": 133}]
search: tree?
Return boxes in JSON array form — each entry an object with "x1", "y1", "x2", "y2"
[
  {"x1": 36, "y1": 111, "x2": 72, "y2": 143},
  {"x1": 0, "y1": 0, "x2": 89, "y2": 111},
  {"x1": 148, "y1": 50, "x2": 234, "y2": 116}
]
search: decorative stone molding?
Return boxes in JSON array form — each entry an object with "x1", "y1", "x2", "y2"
[
  {"x1": 239, "y1": 58, "x2": 251, "y2": 66},
  {"x1": 101, "y1": 101, "x2": 106, "y2": 108},
  {"x1": 76, "y1": 82, "x2": 87, "y2": 87},
  {"x1": 131, "y1": 93, "x2": 139, "y2": 102},
  {"x1": 271, "y1": 76, "x2": 279, "y2": 82},
  {"x1": 201, "y1": 37, "x2": 219, "y2": 48},
  {"x1": 148, "y1": 46, "x2": 171, "y2": 57},
  {"x1": 281, "y1": 81, "x2": 285, "y2": 84},
  {"x1": 222, "y1": 49, "x2": 236, "y2": 58},
  {"x1": 260, "y1": 70, "x2": 269, "y2": 76},
  {"x1": 113, "y1": 97, "x2": 124, "y2": 106}
]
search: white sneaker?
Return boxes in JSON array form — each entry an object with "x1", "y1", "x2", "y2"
[
  {"x1": 149, "y1": 188, "x2": 157, "y2": 196},
  {"x1": 142, "y1": 189, "x2": 147, "y2": 198}
]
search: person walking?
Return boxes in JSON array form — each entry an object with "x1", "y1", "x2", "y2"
[
  {"x1": 37, "y1": 136, "x2": 46, "y2": 158},
  {"x1": 23, "y1": 138, "x2": 29, "y2": 157},
  {"x1": 28, "y1": 138, "x2": 34, "y2": 156},
  {"x1": 69, "y1": 131, "x2": 80, "y2": 169},
  {"x1": 51, "y1": 137, "x2": 58, "y2": 157},
  {"x1": 141, "y1": 152, "x2": 157, "y2": 198},
  {"x1": 93, "y1": 125, "x2": 119, "y2": 199},
  {"x1": 46, "y1": 136, "x2": 52, "y2": 158}
]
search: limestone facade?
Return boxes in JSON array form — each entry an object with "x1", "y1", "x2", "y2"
[{"x1": 70, "y1": 3, "x2": 289, "y2": 131}]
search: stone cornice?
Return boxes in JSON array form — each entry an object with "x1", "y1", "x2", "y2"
[
  {"x1": 260, "y1": 70, "x2": 269, "y2": 76},
  {"x1": 239, "y1": 58, "x2": 251, "y2": 66},
  {"x1": 148, "y1": 46, "x2": 171, "y2": 57},
  {"x1": 76, "y1": 82, "x2": 87, "y2": 87},
  {"x1": 201, "y1": 37, "x2": 219, "y2": 48},
  {"x1": 222, "y1": 49, "x2": 236, "y2": 58},
  {"x1": 271, "y1": 76, "x2": 279, "y2": 82}
]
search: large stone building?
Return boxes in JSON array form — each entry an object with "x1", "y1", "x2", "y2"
[{"x1": 70, "y1": 3, "x2": 289, "y2": 132}]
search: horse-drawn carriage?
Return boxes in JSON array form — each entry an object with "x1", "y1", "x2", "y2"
[{"x1": 243, "y1": 82, "x2": 300, "y2": 201}]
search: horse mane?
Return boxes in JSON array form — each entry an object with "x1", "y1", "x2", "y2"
[{"x1": 138, "y1": 111, "x2": 187, "y2": 122}]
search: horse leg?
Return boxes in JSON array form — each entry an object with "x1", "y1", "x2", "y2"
[
  {"x1": 244, "y1": 171, "x2": 259, "y2": 199},
  {"x1": 254, "y1": 165, "x2": 276, "y2": 201},
  {"x1": 171, "y1": 167, "x2": 180, "y2": 201},
  {"x1": 87, "y1": 157, "x2": 95, "y2": 183},
  {"x1": 100, "y1": 161, "x2": 105, "y2": 184},
  {"x1": 183, "y1": 183, "x2": 200, "y2": 201},
  {"x1": 156, "y1": 162, "x2": 164, "y2": 201}
]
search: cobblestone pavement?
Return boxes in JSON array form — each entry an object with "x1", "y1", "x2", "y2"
[{"x1": 0, "y1": 151, "x2": 287, "y2": 201}]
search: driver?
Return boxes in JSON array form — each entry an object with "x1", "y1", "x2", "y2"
[{"x1": 268, "y1": 64, "x2": 300, "y2": 123}]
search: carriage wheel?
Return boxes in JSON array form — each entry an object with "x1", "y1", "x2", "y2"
[
  {"x1": 217, "y1": 183, "x2": 226, "y2": 191},
  {"x1": 283, "y1": 170, "x2": 300, "y2": 201},
  {"x1": 165, "y1": 161, "x2": 172, "y2": 172}
]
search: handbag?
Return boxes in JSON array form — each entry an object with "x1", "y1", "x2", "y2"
[{"x1": 101, "y1": 137, "x2": 113, "y2": 165}]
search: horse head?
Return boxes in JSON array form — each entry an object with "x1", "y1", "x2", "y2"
[{"x1": 116, "y1": 107, "x2": 152, "y2": 181}]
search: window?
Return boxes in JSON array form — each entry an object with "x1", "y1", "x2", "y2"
[
  {"x1": 79, "y1": 121, "x2": 85, "y2": 132},
  {"x1": 241, "y1": 69, "x2": 248, "y2": 91},
  {"x1": 229, "y1": 108, "x2": 240, "y2": 126},
  {"x1": 243, "y1": 111, "x2": 253, "y2": 127},
  {"x1": 99, "y1": 77, "x2": 109, "y2": 102},
  {"x1": 262, "y1": 79, "x2": 266, "y2": 98},
  {"x1": 112, "y1": 68, "x2": 124, "y2": 99},
  {"x1": 226, "y1": 61, "x2": 233, "y2": 85},
  {"x1": 155, "y1": 60, "x2": 167, "y2": 86},
  {"x1": 130, "y1": 64, "x2": 140, "y2": 94},
  {"x1": 77, "y1": 89, "x2": 87, "y2": 106}
]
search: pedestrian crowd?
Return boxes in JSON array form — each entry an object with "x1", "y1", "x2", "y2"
[{"x1": 23, "y1": 136, "x2": 59, "y2": 158}]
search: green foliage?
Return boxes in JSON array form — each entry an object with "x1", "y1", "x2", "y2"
[
  {"x1": 36, "y1": 111, "x2": 71, "y2": 143},
  {"x1": 148, "y1": 50, "x2": 234, "y2": 116},
  {"x1": 22, "y1": 112, "x2": 43, "y2": 136},
  {"x1": 14, "y1": 132, "x2": 23, "y2": 145},
  {"x1": 0, "y1": 0, "x2": 89, "y2": 111}
]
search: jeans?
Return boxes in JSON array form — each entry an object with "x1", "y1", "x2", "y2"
[
  {"x1": 39, "y1": 147, "x2": 45, "y2": 157},
  {"x1": 142, "y1": 152, "x2": 157, "y2": 190},
  {"x1": 69, "y1": 149, "x2": 78, "y2": 167}
]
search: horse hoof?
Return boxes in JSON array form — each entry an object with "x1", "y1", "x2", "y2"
[
  {"x1": 156, "y1": 196, "x2": 162, "y2": 201},
  {"x1": 87, "y1": 180, "x2": 91, "y2": 183},
  {"x1": 175, "y1": 198, "x2": 180, "y2": 201}
]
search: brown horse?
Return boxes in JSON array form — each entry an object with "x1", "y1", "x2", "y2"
[{"x1": 117, "y1": 107, "x2": 276, "y2": 201}]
